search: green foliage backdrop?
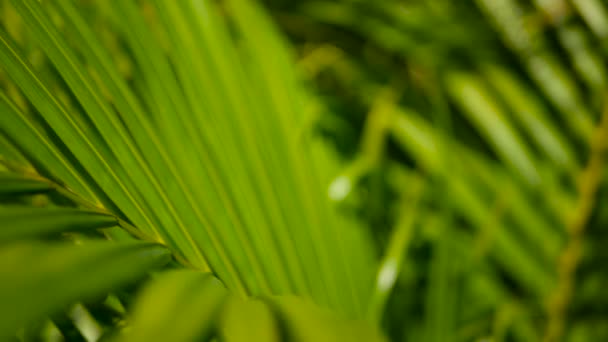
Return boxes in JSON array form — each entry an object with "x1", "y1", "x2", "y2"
[{"x1": 1, "y1": 0, "x2": 608, "y2": 341}]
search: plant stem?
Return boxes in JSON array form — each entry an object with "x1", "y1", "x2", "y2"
[{"x1": 543, "y1": 95, "x2": 608, "y2": 342}]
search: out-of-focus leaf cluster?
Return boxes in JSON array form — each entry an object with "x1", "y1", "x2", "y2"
[{"x1": 263, "y1": 0, "x2": 608, "y2": 341}]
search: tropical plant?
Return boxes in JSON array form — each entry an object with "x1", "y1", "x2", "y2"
[
  {"x1": 1, "y1": 0, "x2": 608, "y2": 341},
  {"x1": 0, "y1": 0, "x2": 381, "y2": 340}
]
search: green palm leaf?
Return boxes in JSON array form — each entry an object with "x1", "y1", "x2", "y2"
[
  {"x1": 2, "y1": 0, "x2": 608, "y2": 340},
  {"x1": 0, "y1": 0, "x2": 380, "y2": 340},
  {"x1": 0, "y1": 241, "x2": 170, "y2": 340}
]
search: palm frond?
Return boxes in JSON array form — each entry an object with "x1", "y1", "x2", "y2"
[{"x1": 0, "y1": 0, "x2": 382, "y2": 340}]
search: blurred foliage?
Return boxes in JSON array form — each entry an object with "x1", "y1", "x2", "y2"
[
  {"x1": 261, "y1": 0, "x2": 608, "y2": 341},
  {"x1": 1, "y1": 0, "x2": 608, "y2": 341}
]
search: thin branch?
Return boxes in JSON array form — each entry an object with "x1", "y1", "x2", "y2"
[{"x1": 543, "y1": 96, "x2": 608, "y2": 342}]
